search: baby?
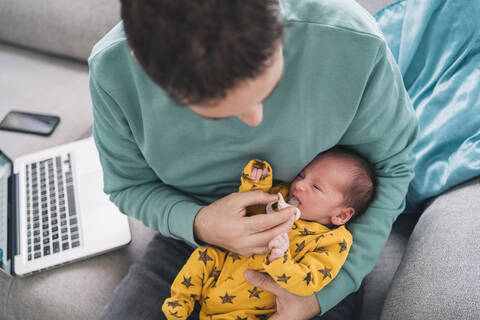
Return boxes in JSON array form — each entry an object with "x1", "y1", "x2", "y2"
[{"x1": 162, "y1": 147, "x2": 376, "y2": 320}]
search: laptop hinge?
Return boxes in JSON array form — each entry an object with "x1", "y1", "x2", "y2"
[{"x1": 8, "y1": 173, "x2": 19, "y2": 275}]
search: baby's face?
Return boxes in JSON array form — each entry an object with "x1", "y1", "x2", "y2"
[{"x1": 288, "y1": 154, "x2": 352, "y2": 225}]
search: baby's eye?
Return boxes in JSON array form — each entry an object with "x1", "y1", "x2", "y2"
[{"x1": 314, "y1": 185, "x2": 321, "y2": 191}]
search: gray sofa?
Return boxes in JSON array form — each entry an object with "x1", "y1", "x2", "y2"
[
  {"x1": 0, "y1": 1, "x2": 155, "y2": 319},
  {"x1": 0, "y1": 0, "x2": 476, "y2": 319}
]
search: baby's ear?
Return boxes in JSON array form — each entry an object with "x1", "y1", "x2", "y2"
[{"x1": 331, "y1": 207, "x2": 355, "y2": 225}]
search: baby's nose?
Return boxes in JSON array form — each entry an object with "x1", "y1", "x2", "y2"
[{"x1": 296, "y1": 181, "x2": 306, "y2": 191}]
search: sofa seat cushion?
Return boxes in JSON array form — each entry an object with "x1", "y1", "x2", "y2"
[
  {"x1": 381, "y1": 177, "x2": 480, "y2": 319},
  {"x1": 0, "y1": 42, "x2": 93, "y2": 158},
  {"x1": 3, "y1": 217, "x2": 157, "y2": 320},
  {"x1": 359, "y1": 212, "x2": 419, "y2": 320}
]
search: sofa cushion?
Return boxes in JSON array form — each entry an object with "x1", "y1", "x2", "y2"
[
  {"x1": 0, "y1": 42, "x2": 92, "y2": 158},
  {"x1": 0, "y1": 0, "x2": 120, "y2": 62},
  {"x1": 359, "y1": 212, "x2": 419, "y2": 320},
  {"x1": 381, "y1": 177, "x2": 480, "y2": 319},
  {"x1": 0, "y1": 271, "x2": 13, "y2": 317},
  {"x1": 4, "y1": 217, "x2": 157, "y2": 320}
]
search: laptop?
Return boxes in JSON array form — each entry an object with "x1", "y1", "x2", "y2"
[{"x1": 0, "y1": 137, "x2": 131, "y2": 276}]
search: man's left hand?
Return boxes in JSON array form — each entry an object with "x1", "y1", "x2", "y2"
[{"x1": 244, "y1": 270, "x2": 321, "y2": 320}]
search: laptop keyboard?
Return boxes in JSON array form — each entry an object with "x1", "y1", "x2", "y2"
[{"x1": 25, "y1": 153, "x2": 81, "y2": 261}]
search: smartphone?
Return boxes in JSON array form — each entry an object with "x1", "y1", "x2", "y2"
[{"x1": 0, "y1": 111, "x2": 60, "y2": 136}]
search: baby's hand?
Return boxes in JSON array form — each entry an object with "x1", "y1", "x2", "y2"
[
  {"x1": 268, "y1": 233, "x2": 289, "y2": 262},
  {"x1": 251, "y1": 167, "x2": 270, "y2": 183}
]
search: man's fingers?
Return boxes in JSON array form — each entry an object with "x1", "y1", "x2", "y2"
[
  {"x1": 249, "y1": 216, "x2": 294, "y2": 247},
  {"x1": 232, "y1": 190, "x2": 279, "y2": 207},
  {"x1": 246, "y1": 206, "x2": 296, "y2": 233},
  {"x1": 251, "y1": 247, "x2": 270, "y2": 255},
  {"x1": 244, "y1": 270, "x2": 285, "y2": 297}
]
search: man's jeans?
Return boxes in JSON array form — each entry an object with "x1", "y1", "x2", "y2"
[{"x1": 99, "y1": 233, "x2": 363, "y2": 320}]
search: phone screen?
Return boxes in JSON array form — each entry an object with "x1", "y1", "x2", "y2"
[{"x1": 0, "y1": 111, "x2": 60, "y2": 136}]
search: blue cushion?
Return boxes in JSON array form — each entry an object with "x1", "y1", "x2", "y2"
[{"x1": 374, "y1": 0, "x2": 480, "y2": 213}]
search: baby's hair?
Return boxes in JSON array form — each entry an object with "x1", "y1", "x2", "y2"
[{"x1": 318, "y1": 146, "x2": 377, "y2": 219}]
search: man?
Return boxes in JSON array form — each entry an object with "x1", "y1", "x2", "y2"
[{"x1": 89, "y1": 0, "x2": 418, "y2": 319}]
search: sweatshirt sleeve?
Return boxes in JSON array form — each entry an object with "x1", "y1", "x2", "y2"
[
  {"x1": 89, "y1": 67, "x2": 204, "y2": 248},
  {"x1": 315, "y1": 41, "x2": 419, "y2": 313}
]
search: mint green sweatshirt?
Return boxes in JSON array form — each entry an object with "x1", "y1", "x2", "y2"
[{"x1": 89, "y1": 0, "x2": 418, "y2": 314}]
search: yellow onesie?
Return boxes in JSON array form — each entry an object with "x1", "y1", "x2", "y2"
[{"x1": 162, "y1": 160, "x2": 352, "y2": 320}]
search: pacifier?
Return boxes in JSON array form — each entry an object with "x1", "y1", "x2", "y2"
[{"x1": 266, "y1": 193, "x2": 301, "y2": 220}]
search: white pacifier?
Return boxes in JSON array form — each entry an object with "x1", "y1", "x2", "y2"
[{"x1": 266, "y1": 193, "x2": 301, "y2": 220}]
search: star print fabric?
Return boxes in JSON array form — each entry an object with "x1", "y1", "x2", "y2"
[
  {"x1": 162, "y1": 221, "x2": 351, "y2": 319},
  {"x1": 263, "y1": 220, "x2": 351, "y2": 296},
  {"x1": 161, "y1": 160, "x2": 352, "y2": 319}
]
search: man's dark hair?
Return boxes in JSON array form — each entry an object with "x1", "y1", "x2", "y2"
[
  {"x1": 121, "y1": 0, "x2": 283, "y2": 105},
  {"x1": 320, "y1": 146, "x2": 377, "y2": 219}
]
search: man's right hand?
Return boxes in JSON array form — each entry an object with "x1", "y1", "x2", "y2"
[{"x1": 194, "y1": 190, "x2": 297, "y2": 257}]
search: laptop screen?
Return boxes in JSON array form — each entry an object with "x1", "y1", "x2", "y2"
[{"x1": 0, "y1": 152, "x2": 11, "y2": 273}]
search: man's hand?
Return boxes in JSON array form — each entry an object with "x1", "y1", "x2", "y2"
[
  {"x1": 194, "y1": 190, "x2": 296, "y2": 256},
  {"x1": 244, "y1": 270, "x2": 321, "y2": 320}
]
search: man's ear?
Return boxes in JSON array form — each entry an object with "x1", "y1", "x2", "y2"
[{"x1": 331, "y1": 207, "x2": 355, "y2": 226}]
